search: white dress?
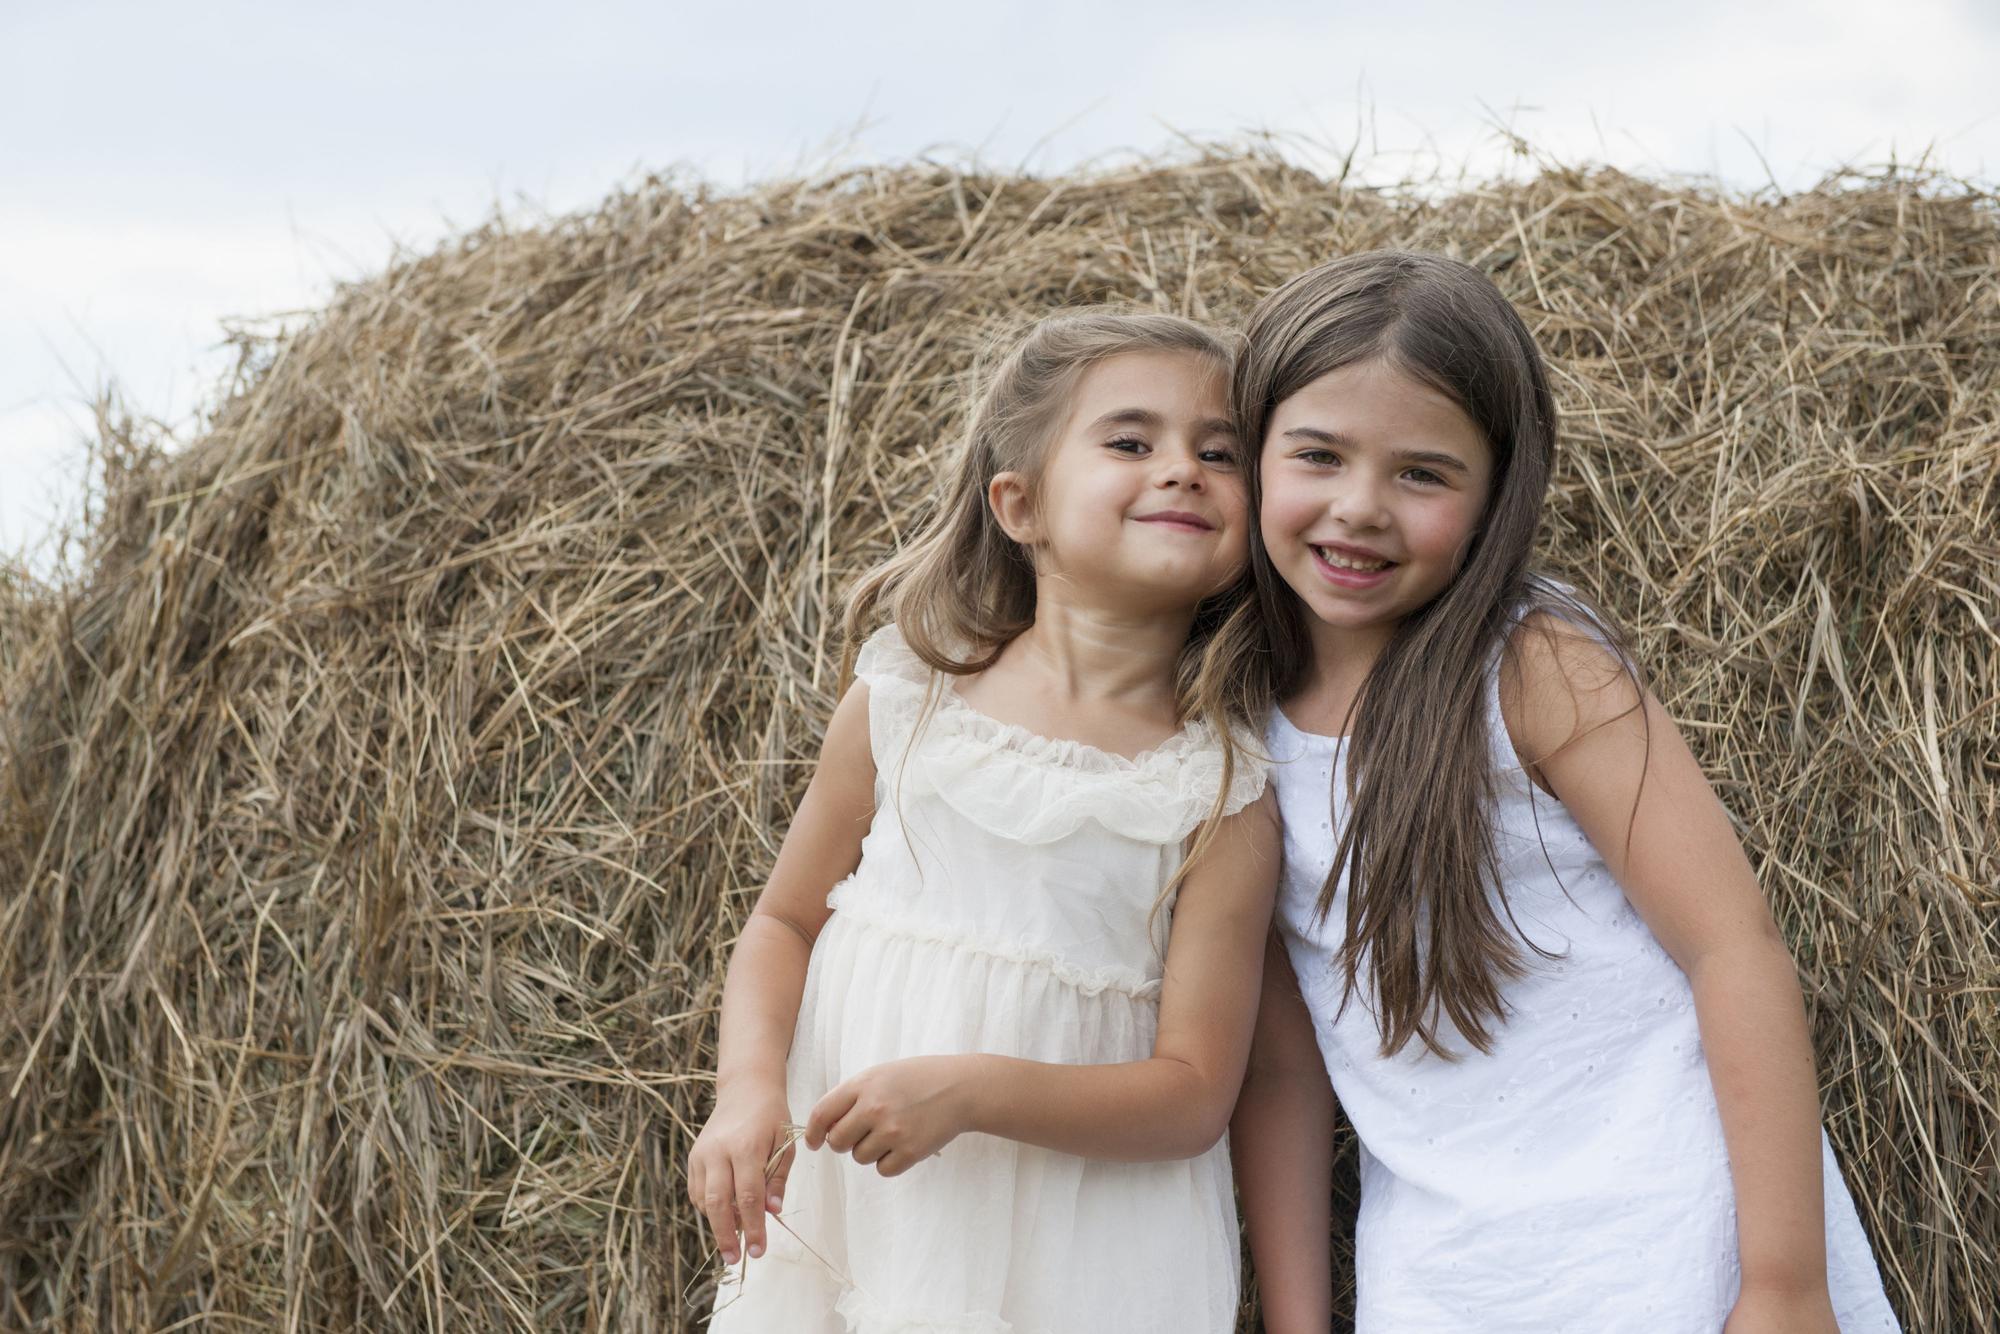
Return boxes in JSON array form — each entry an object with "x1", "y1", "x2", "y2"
[
  {"x1": 1266, "y1": 624, "x2": 1901, "y2": 1332},
  {"x1": 708, "y1": 624, "x2": 1266, "y2": 1334}
]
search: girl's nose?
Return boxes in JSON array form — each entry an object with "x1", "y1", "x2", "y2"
[
  {"x1": 1157, "y1": 452, "x2": 1204, "y2": 491},
  {"x1": 1327, "y1": 479, "x2": 1388, "y2": 529}
]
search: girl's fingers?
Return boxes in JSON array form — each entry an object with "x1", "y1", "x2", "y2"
[
  {"x1": 804, "y1": 1083, "x2": 856, "y2": 1149},
  {"x1": 822, "y1": 1104, "x2": 871, "y2": 1155},
  {"x1": 812, "y1": 1087, "x2": 870, "y2": 1154},
  {"x1": 874, "y1": 1149, "x2": 911, "y2": 1178},
  {"x1": 849, "y1": 1129, "x2": 885, "y2": 1166},
  {"x1": 766, "y1": 1140, "x2": 796, "y2": 1214},
  {"x1": 731, "y1": 1146, "x2": 769, "y2": 1258},
  {"x1": 699, "y1": 1160, "x2": 741, "y2": 1264},
  {"x1": 685, "y1": 1152, "x2": 706, "y2": 1209}
]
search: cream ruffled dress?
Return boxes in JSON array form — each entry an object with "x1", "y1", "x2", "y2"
[{"x1": 707, "y1": 624, "x2": 1266, "y2": 1334}]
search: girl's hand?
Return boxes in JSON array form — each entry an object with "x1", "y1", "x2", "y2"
[
  {"x1": 805, "y1": 1055, "x2": 977, "y2": 1176},
  {"x1": 1722, "y1": 1281, "x2": 1839, "y2": 1333},
  {"x1": 686, "y1": 1081, "x2": 796, "y2": 1266}
]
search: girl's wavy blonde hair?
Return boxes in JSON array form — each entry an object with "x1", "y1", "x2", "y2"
[{"x1": 842, "y1": 307, "x2": 1262, "y2": 896}]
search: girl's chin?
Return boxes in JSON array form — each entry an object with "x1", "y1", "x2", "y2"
[
  {"x1": 1293, "y1": 586, "x2": 1410, "y2": 632},
  {"x1": 1128, "y1": 555, "x2": 1246, "y2": 598},
  {"x1": 1072, "y1": 565, "x2": 1240, "y2": 611}
]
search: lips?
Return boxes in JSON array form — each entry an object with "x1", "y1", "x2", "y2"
[{"x1": 1135, "y1": 510, "x2": 1215, "y2": 533}]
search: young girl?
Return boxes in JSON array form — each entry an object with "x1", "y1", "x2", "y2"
[
  {"x1": 1220, "y1": 252, "x2": 1901, "y2": 1332},
  {"x1": 688, "y1": 311, "x2": 1277, "y2": 1333}
]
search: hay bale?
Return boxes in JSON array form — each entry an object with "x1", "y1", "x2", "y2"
[{"x1": 0, "y1": 152, "x2": 1993, "y2": 1332}]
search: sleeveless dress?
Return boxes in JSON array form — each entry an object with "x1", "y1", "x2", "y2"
[
  {"x1": 1266, "y1": 616, "x2": 1901, "y2": 1332},
  {"x1": 708, "y1": 624, "x2": 1266, "y2": 1334}
]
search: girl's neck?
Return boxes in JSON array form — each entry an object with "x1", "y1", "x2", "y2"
[
  {"x1": 1002, "y1": 592, "x2": 1193, "y2": 707},
  {"x1": 1290, "y1": 613, "x2": 1401, "y2": 730}
]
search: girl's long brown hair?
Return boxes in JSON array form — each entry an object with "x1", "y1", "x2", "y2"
[
  {"x1": 844, "y1": 309, "x2": 1263, "y2": 890},
  {"x1": 1200, "y1": 250, "x2": 1634, "y2": 1058}
]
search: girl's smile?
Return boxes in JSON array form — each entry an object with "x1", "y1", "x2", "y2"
[
  {"x1": 1308, "y1": 538, "x2": 1395, "y2": 587},
  {"x1": 1134, "y1": 508, "x2": 1217, "y2": 534}
]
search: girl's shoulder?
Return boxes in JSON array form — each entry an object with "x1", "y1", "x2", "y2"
[
  {"x1": 851, "y1": 621, "x2": 933, "y2": 694},
  {"x1": 845, "y1": 622, "x2": 939, "y2": 780},
  {"x1": 1493, "y1": 582, "x2": 1645, "y2": 778}
]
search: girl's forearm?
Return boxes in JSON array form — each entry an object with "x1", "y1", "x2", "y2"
[
  {"x1": 1232, "y1": 1074, "x2": 1335, "y2": 1332},
  {"x1": 713, "y1": 913, "x2": 815, "y2": 1093},
  {"x1": 954, "y1": 1053, "x2": 1236, "y2": 1161},
  {"x1": 1688, "y1": 934, "x2": 1830, "y2": 1293}
]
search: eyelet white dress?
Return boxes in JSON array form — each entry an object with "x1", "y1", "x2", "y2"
[
  {"x1": 707, "y1": 624, "x2": 1266, "y2": 1334},
  {"x1": 1266, "y1": 617, "x2": 1901, "y2": 1332}
]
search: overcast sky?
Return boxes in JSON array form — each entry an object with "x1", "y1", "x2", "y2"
[{"x1": 5, "y1": 0, "x2": 1997, "y2": 567}]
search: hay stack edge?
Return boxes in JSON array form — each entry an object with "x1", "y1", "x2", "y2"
[{"x1": 0, "y1": 152, "x2": 1994, "y2": 1332}]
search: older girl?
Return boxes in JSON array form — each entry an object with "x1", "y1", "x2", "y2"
[{"x1": 1225, "y1": 252, "x2": 1899, "y2": 1332}]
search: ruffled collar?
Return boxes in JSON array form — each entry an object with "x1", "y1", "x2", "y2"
[
  {"x1": 853, "y1": 622, "x2": 1267, "y2": 845},
  {"x1": 935, "y1": 679, "x2": 1218, "y2": 775},
  {"x1": 859, "y1": 622, "x2": 1215, "y2": 775}
]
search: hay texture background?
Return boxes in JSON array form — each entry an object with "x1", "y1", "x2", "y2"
[{"x1": 0, "y1": 153, "x2": 1994, "y2": 1332}]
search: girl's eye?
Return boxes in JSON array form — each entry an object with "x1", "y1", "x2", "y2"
[
  {"x1": 1403, "y1": 467, "x2": 1446, "y2": 486},
  {"x1": 1107, "y1": 436, "x2": 1149, "y2": 455},
  {"x1": 1298, "y1": 448, "x2": 1339, "y2": 467},
  {"x1": 1200, "y1": 447, "x2": 1239, "y2": 466}
]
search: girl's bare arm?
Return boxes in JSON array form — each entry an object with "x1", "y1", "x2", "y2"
[
  {"x1": 1232, "y1": 932, "x2": 1337, "y2": 1333},
  {"x1": 1504, "y1": 617, "x2": 1837, "y2": 1325},
  {"x1": 687, "y1": 679, "x2": 875, "y2": 1264}
]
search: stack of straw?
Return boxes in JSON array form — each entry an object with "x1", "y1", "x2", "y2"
[{"x1": 0, "y1": 151, "x2": 1993, "y2": 1331}]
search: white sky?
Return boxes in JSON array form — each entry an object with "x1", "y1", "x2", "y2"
[{"x1": 5, "y1": 0, "x2": 1997, "y2": 569}]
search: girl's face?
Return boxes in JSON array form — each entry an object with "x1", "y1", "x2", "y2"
[
  {"x1": 1260, "y1": 358, "x2": 1493, "y2": 639},
  {"x1": 994, "y1": 350, "x2": 1248, "y2": 611}
]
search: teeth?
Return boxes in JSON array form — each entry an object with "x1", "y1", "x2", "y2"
[{"x1": 1315, "y1": 546, "x2": 1391, "y2": 572}]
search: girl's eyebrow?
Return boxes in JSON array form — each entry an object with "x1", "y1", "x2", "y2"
[
  {"x1": 1282, "y1": 425, "x2": 1355, "y2": 448},
  {"x1": 1090, "y1": 407, "x2": 1238, "y2": 437},
  {"x1": 1091, "y1": 407, "x2": 1164, "y2": 430},
  {"x1": 1395, "y1": 449, "x2": 1471, "y2": 475}
]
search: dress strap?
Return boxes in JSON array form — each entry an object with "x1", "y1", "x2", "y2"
[
  {"x1": 851, "y1": 622, "x2": 931, "y2": 691},
  {"x1": 849, "y1": 623, "x2": 935, "y2": 773}
]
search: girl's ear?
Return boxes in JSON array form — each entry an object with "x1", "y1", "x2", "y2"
[{"x1": 988, "y1": 471, "x2": 1038, "y2": 546}]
